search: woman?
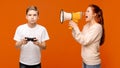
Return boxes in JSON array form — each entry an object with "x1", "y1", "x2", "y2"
[{"x1": 69, "y1": 4, "x2": 105, "y2": 68}]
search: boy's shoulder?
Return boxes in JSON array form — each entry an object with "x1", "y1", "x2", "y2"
[
  {"x1": 17, "y1": 23, "x2": 27, "y2": 29},
  {"x1": 19, "y1": 23, "x2": 27, "y2": 27},
  {"x1": 37, "y1": 24, "x2": 46, "y2": 30}
]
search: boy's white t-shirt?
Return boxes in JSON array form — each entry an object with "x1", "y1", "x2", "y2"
[{"x1": 14, "y1": 24, "x2": 49, "y2": 65}]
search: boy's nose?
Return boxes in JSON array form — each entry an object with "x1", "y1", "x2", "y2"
[{"x1": 31, "y1": 16, "x2": 34, "y2": 19}]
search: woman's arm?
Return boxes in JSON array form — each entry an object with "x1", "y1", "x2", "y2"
[{"x1": 69, "y1": 20, "x2": 102, "y2": 46}]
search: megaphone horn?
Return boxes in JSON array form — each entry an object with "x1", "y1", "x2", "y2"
[
  {"x1": 60, "y1": 9, "x2": 72, "y2": 24},
  {"x1": 60, "y1": 9, "x2": 64, "y2": 23},
  {"x1": 60, "y1": 9, "x2": 83, "y2": 29}
]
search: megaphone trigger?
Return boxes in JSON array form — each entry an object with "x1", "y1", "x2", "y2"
[{"x1": 68, "y1": 26, "x2": 73, "y2": 29}]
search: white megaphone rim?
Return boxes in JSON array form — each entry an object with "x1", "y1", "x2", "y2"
[{"x1": 60, "y1": 9, "x2": 64, "y2": 23}]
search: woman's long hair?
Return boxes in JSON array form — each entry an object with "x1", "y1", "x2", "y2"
[{"x1": 89, "y1": 4, "x2": 105, "y2": 46}]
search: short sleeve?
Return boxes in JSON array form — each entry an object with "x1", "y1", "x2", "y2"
[
  {"x1": 41, "y1": 28, "x2": 49, "y2": 42},
  {"x1": 13, "y1": 26, "x2": 22, "y2": 42}
]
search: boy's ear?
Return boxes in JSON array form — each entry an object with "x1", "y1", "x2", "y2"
[
  {"x1": 26, "y1": 15, "x2": 28, "y2": 19},
  {"x1": 38, "y1": 17, "x2": 39, "y2": 19}
]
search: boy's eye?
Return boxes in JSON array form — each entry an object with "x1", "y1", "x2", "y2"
[
  {"x1": 28, "y1": 14, "x2": 32, "y2": 16},
  {"x1": 33, "y1": 14, "x2": 37, "y2": 16}
]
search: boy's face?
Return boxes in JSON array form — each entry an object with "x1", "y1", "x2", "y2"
[{"x1": 26, "y1": 10, "x2": 39, "y2": 24}]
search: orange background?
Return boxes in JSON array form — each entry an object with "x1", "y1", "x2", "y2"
[{"x1": 0, "y1": 0, "x2": 120, "y2": 68}]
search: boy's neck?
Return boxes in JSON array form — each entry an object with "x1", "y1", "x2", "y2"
[{"x1": 27, "y1": 23, "x2": 37, "y2": 28}]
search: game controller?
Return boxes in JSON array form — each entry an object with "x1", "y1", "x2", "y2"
[{"x1": 25, "y1": 37, "x2": 37, "y2": 42}]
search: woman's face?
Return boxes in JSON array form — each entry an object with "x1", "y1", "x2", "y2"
[
  {"x1": 26, "y1": 10, "x2": 39, "y2": 24},
  {"x1": 85, "y1": 7, "x2": 95, "y2": 22}
]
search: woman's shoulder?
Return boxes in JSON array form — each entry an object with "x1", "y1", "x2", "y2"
[
  {"x1": 92, "y1": 23, "x2": 102, "y2": 32},
  {"x1": 94, "y1": 23, "x2": 102, "y2": 29}
]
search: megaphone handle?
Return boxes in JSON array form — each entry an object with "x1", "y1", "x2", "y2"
[{"x1": 68, "y1": 26, "x2": 73, "y2": 29}]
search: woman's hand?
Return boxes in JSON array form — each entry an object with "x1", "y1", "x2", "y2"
[{"x1": 69, "y1": 20, "x2": 78, "y2": 30}]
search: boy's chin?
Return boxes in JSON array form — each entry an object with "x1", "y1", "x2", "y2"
[{"x1": 29, "y1": 22, "x2": 36, "y2": 24}]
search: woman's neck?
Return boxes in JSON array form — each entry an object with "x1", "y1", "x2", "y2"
[
  {"x1": 88, "y1": 19, "x2": 97, "y2": 26},
  {"x1": 86, "y1": 20, "x2": 97, "y2": 29}
]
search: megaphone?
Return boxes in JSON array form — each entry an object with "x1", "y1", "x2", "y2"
[{"x1": 60, "y1": 9, "x2": 83, "y2": 29}]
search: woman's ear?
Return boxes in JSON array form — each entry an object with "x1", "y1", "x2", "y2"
[{"x1": 93, "y1": 13, "x2": 97, "y2": 17}]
